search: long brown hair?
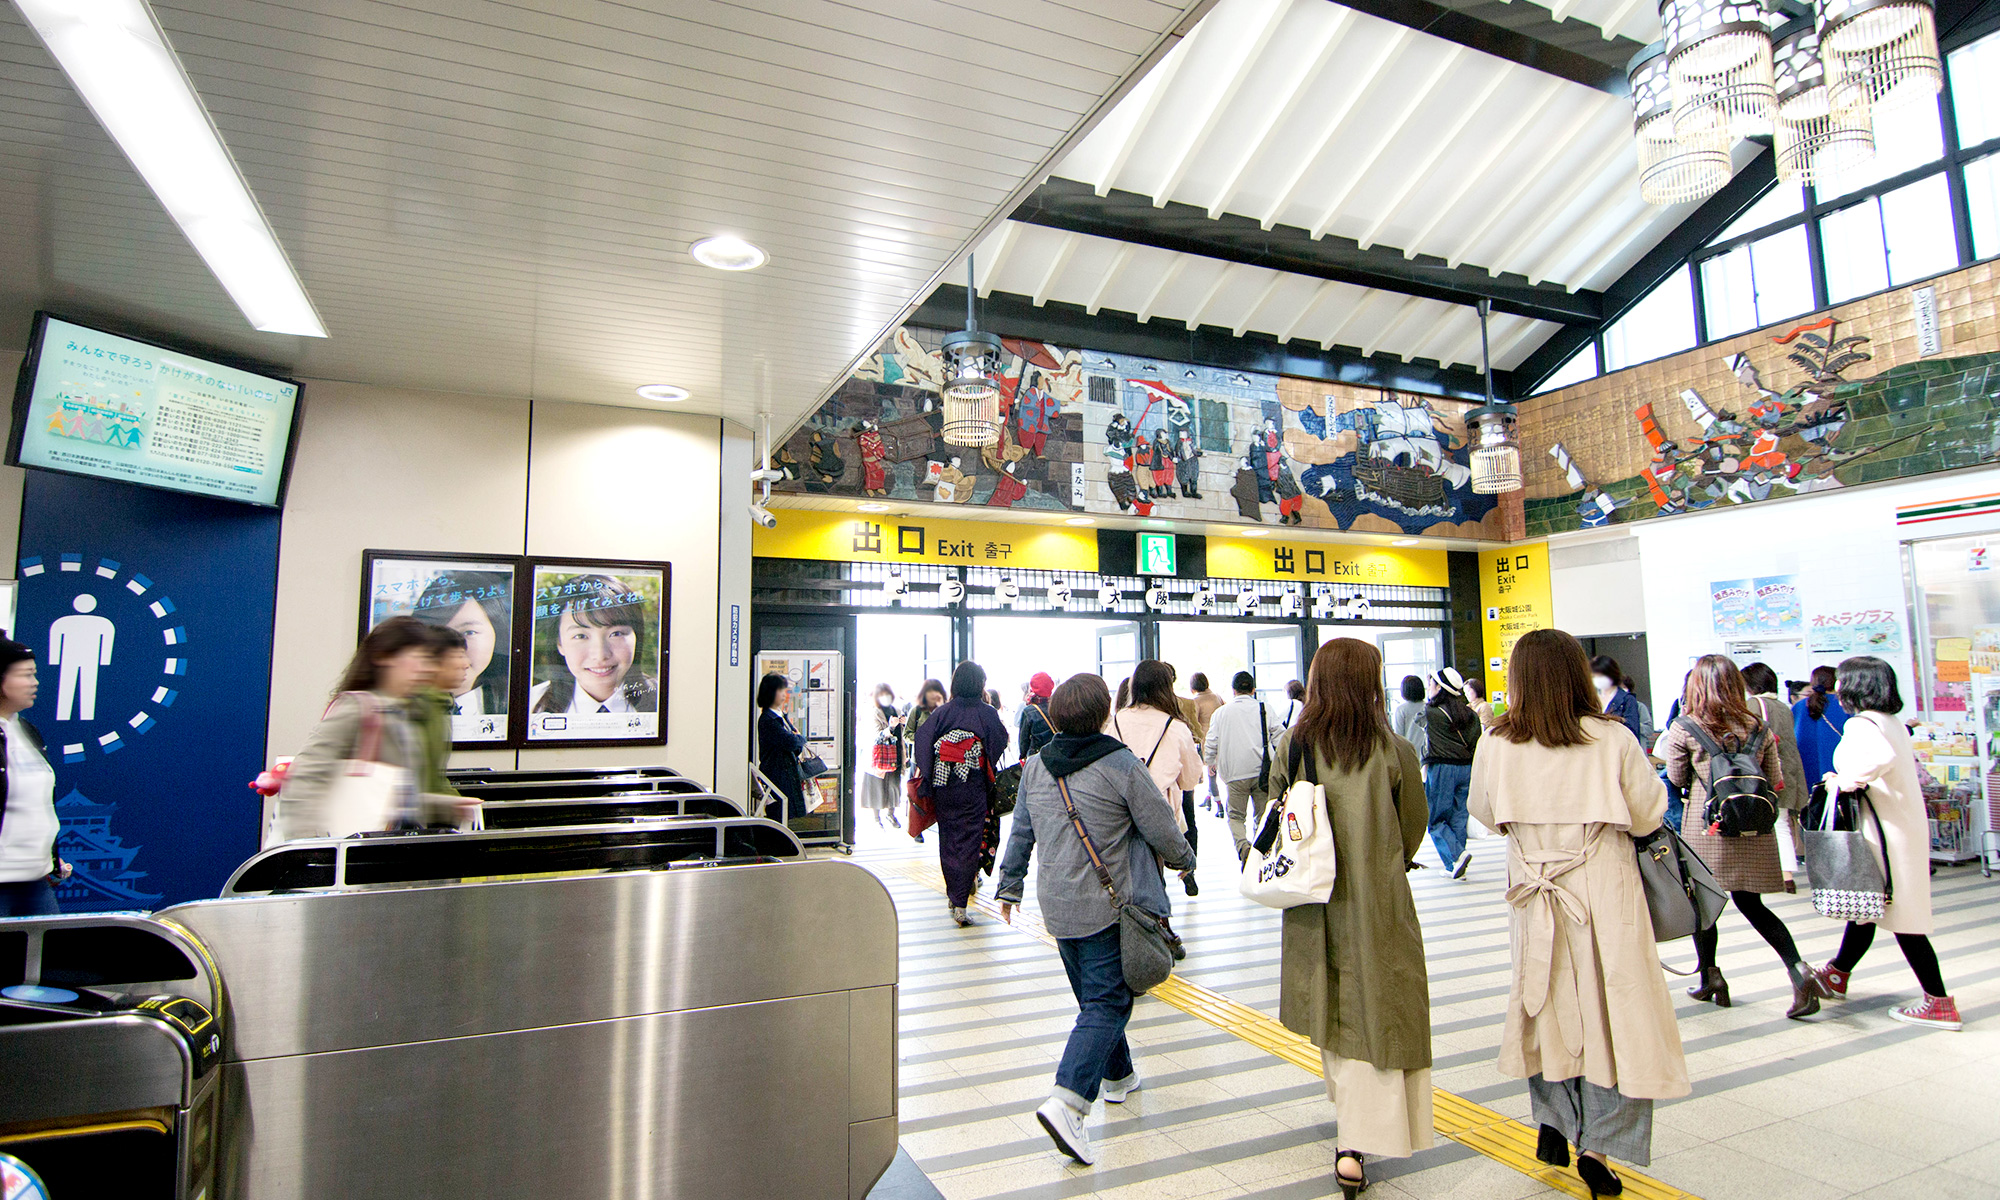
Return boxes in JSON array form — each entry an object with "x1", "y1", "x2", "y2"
[
  {"x1": 1684, "y1": 653, "x2": 1758, "y2": 737},
  {"x1": 1493, "y1": 629, "x2": 1619, "y2": 748},
  {"x1": 1293, "y1": 638, "x2": 1392, "y2": 772},
  {"x1": 1127, "y1": 660, "x2": 1181, "y2": 720}
]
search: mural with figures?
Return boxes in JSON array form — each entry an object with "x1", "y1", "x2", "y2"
[
  {"x1": 1519, "y1": 262, "x2": 2000, "y2": 541},
  {"x1": 776, "y1": 326, "x2": 1506, "y2": 538}
]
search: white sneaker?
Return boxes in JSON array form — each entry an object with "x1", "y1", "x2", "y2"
[
  {"x1": 950, "y1": 906, "x2": 974, "y2": 927},
  {"x1": 1035, "y1": 1096, "x2": 1094, "y2": 1164},
  {"x1": 1101, "y1": 1072, "x2": 1141, "y2": 1103},
  {"x1": 1452, "y1": 850, "x2": 1472, "y2": 880}
]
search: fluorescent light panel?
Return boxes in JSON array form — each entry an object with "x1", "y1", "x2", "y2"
[{"x1": 14, "y1": 0, "x2": 326, "y2": 337}]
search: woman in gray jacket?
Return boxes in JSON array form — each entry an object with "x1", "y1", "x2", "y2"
[
  {"x1": 997, "y1": 673, "x2": 1193, "y2": 1168},
  {"x1": 269, "y1": 617, "x2": 435, "y2": 846}
]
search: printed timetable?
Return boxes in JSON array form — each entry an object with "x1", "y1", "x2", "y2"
[{"x1": 11, "y1": 317, "x2": 300, "y2": 507}]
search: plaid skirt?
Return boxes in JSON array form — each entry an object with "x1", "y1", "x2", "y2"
[{"x1": 1679, "y1": 801, "x2": 1784, "y2": 894}]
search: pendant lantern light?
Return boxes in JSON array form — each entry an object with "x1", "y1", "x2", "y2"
[
  {"x1": 1465, "y1": 300, "x2": 1522, "y2": 496},
  {"x1": 1632, "y1": 47, "x2": 1732, "y2": 205},
  {"x1": 1774, "y1": 23, "x2": 1876, "y2": 182},
  {"x1": 1817, "y1": 0, "x2": 1942, "y2": 113},
  {"x1": 1665, "y1": 0, "x2": 1779, "y2": 138},
  {"x1": 939, "y1": 255, "x2": 1004, "y2": 448}
]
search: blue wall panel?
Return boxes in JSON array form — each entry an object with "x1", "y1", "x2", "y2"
[{"x1": 15, "y1": 472, "x2": 279, "y2": 908}]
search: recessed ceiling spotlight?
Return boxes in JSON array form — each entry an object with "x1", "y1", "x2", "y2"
[
  {"x1": 635, "y1": 384, "x2": 690, "y2": 402},
  {"x1": 1144, "y1": 519, "x2": 1172, "y2": 528},
  {"x1": 1391, "y1": 537, "x2": 1420, "y2": 547},
  {"x1": 1065, "y1": 516, "x2": 1095, "y2": 526},
  {"x1": 857, "y1": 502, "x2": 888, "y2": 512},
  {"x1": 690, "y1": 234, "x2": 767, "y2": 271}
]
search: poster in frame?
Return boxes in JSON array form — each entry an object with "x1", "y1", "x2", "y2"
[
  {"x1": 358, "y1": 551, "x2": 521, "y2": 747},
  {"x1": 524, "y1": 558, "x2": 670, "y2": 747}
]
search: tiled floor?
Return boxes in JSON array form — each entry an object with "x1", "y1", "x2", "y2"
[{"x1": 850, "y1": 812, "x2": 2000, "y2": 1200}]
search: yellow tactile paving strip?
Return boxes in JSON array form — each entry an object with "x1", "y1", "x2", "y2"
[{"x1": 894, "y1": 860, "x2": 1702, "y2": 1200}]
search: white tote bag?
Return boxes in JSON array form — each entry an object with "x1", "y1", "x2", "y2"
[
  {"x1": 268, "y1": 693, "x2": 408, "y2": 847},
  {"x1": 1239, "y1": 739, "x2": 1338, "y2": 909}
]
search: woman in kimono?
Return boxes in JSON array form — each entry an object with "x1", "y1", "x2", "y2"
[
  {"x1": 914, "y1": 661, "x2": 1009, "y2": 927},
  {"x1": 1266, "y1": 638, "x2": 1432, "y2": 1199},
  {"x1": 1469, "y1": 629, "x2": 1687, "y2": 1197}
]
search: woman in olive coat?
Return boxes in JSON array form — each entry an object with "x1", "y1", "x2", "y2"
[{"x1": 1267, "y1": 637, "x2": 1431, "y2": 1198}]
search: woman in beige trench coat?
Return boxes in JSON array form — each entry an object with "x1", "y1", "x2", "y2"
[
  {"x1": 1269, "y1": 638, "x2": 1431, "y2": 1200},
  {"x1": 1808, "y1": 656, "x2": 1961, "y2": 1030},
  {"x1": 1468, "y1": 630, "x2": 1688, "y2": 1198}
]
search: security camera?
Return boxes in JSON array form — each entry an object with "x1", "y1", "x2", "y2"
[{"x1": 749, "y1": 504, "x2": 776, "y2": 529}]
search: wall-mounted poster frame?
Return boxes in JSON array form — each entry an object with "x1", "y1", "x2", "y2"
[
  {"x1": 359, "y1": 550, "x2": 522, "y2": 748},
  {"x1": 524, "y1": 557, "x2": 670, "y2": 749},
  {"x1": 357, "y1": 551, "x2": 671, "y2": 750}
]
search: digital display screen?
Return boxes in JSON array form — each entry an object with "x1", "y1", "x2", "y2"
[{"x1": 8, "y1": 314, "x2": 303, "y2": 507}]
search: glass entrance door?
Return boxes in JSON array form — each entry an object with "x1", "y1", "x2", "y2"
[
  {"x1": 1248, "y1": 627, "x2": 1302, "y2": 711},
  {"x1": 1097, "y1": 621, "x2": 1141, "y2": 695},
  {"x1": 1376, "y1": 628, "x2": 1444, "y2": 707}
]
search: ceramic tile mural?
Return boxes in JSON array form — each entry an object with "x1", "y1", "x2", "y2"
[
  {"x1": 774, "y1": 326, "x2": 1507, "y2": 539},
  {"x1": 1520, "y1": 262, "x2": 2000, "y2": 540}
]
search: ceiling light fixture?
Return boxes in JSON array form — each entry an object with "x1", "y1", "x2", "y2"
[
  {"x1": 1065, "y1": 516, "x2": 1096, "y2": 526},
  {"x1": 1818, "y1": 0, "x2": 1942, "y2": 112},
  {"x1": 940, "y1": 255, "x2": 1003, "y2": 447},
  {"x1": 1774, "y1": 24, "x2": 1875, "y2": 182},
  {"x1": 1240, "y1": 528, "x2": 1270, "y2": 537},
  {"x1": 857, "y1": 502, "x2": 889, "y2": 513},
  {"x1": 1631, "y1": 47, "x2": 1733, "y2": 205},
  {"x1": 1665, "y1": 0, "x2": 1778, "y2": 140},
  {"x1": 635, "y1": 383, "x2": 690, "y2": 402},
  {"x1": 1391, "y1": 538, "x2": 1421, "y2": 547},
  {"x1": 14, "y1": 0, "x2": 326, "y2": 337},
  {"x1": 1465, "y1": 300, "x2": 1522, "y2": 495},
  {"x1": 690, "y1": 234, "x2": 768, "y2": 271}
]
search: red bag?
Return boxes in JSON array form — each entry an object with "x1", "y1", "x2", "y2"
[
  {"x1": 872, "y1": 742, "x2": 897, "y2": 771},
  {"x1": 907, "y1": 775, "x2": 936, "y2": 839}
]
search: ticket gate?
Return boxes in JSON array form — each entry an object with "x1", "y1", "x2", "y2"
[
  {"x1": 223, "y1": 817, "x2": 802, "y2": 895},
  {"x1": 0, "y1": 914, "x2": 224, "y2": 1199},
  {"x1": 477, "y1": 791, "x2": 743, "y2": 830},
  {"x1": 450, "y1": 774, "x2": 712, "y2": 801}
]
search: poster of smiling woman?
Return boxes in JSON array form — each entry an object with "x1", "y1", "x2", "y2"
[
  {"x1": 527, "y1": 561, "x2": 669, "y2": 744},
  {"x1": 361, "y1": 552, "x2": 518, "y2": 745}
]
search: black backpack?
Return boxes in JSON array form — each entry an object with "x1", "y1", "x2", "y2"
[{"x1": 1677, "y1": 717, "x2": 1778, "y2": 837}]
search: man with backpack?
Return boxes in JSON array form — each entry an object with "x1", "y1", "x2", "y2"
[{"x1": 1204, "y1": 671, "x2": 1282, "y2": 863}]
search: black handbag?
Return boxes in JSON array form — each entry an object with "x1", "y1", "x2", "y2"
[
  {"x1": 1634, "y1": 824, "x2": 1728, "y2": 949},
  {"x1": 797, "y1": 749, "x2": 830, "y2": 779},
  {"x1": 1054, "y1": 775, "x2": 1183, "y2": 994}
]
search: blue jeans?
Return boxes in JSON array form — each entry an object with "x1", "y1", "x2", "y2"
[
  {"x1": 1663, "y1": 772, "x2": 1685, "y2": 834},
  {"x1": 1053, "y1": 924, "x2": 1135, "y2": 1107},
  {"x1": 1425, "y1": 763, "x2": 1471, "y2": 868},
  {"x1": 0, "y1": 879, "x2": 59, "y2": 918}
]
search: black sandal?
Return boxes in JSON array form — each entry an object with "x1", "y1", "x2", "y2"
[
  {"x1": 1577, "y1": 1155, "x2": 1623, "y2": 1197},
  {"x1": 1335, "y1": 1151, "x2": 1366, "y2": 1199}
]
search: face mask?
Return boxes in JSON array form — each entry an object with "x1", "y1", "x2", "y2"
[{"x1": 1592, "y1": 674, "x2": 1613, "y2": 692}]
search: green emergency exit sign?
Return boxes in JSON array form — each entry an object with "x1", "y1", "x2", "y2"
[{"x1": 1138, "y1": 532, "x2": 1177, "y2": 576}]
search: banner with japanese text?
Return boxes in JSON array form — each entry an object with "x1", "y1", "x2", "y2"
[
  {"x1": 1478, "y1": 541, "x2": 1553, "y2": 706},
  {"x1": 752, "y1": 510, "x2": 1097, "y2": 571}
]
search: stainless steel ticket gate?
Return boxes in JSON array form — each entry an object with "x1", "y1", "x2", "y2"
[
  {"x1": 152, "y1": 822, "x2": 899, "y2": 1199},
  {"x1": 0, "y1": 914, "x2": 224, "y2": 1198},
  {"x1": 477, "y1": 791, "x2": 744, "y2": 831}
]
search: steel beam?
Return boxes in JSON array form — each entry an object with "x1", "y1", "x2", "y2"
[
  {"x1": 911, "y1": 285, "x2": 1513, "y2": 401},
  {"x1": 1330, "y1": 0, "x2": 1644, "y2": 93},
  {"x1": 1009, "y1": 178, "x2": 1603, "y2": 325}
]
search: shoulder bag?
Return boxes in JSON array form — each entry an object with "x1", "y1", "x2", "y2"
[
  {"x1": 277, "y1": 693, "x2": 412, "y2": 847},
  {"x1": 1634, "y1": 824, "x2": 1728, "y2": 948},
  {"x1": 1802, "y1": 785, "x2": 1893, "y2": 922},
  {"x1": 1238, "y1": 736, "x2": 1340, "y2": 909},
  {"x1": 1053, "y1": 774, "x2": 1183, "y2": 995},
  {"x1": 1254, "y1": 702, "x2": 1271, "y2": 794}
]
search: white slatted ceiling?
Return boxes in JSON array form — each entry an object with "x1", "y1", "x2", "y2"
[
  {"x1": 985, "y1": 0, "x2": 1761, "y2": 375},
  {"x1": 975, "y1": 222, "x2": 1556, "y2": 371},
  {"x1": 0, "y1": 0, "x2": 1202, "y2": 422}
]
